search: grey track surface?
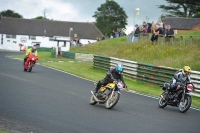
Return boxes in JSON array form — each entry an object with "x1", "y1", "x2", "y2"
[{"x1": 0, "y1": 51, "x2": 200, "y2": 133}]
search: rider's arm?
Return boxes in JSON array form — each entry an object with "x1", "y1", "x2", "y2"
[
  {"x1": 26, "y1": 48, "x2": 31, "y2": 55},
  {"x1": 120, "y1": 74, "x2": 127, "y2": 88},
  {"x1": 187, "y1": 75, "x2": 192, "y2": 83},
  {"x1": 107, "y1": 68, "x2": 116, "y2": 81},
  {"x1": 174, "y1": 70, "x2": 182, "y2": 82},
  {"x1": 35, "y1": 50, "x2": 38, "y2": 56}
]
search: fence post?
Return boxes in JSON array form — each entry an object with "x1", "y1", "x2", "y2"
[
  {"x1": 170, "y1": 36, "x2": 174, "y2": 45},
  {"x1": 162, "y1": 36, "x2": 165, "y2": 45},
  {"x1": 190, "y1": 36, "x2": 193, "y2": 44},
  {"x1": 180, "y1": 36, "x2": 183, "y2": 45}
]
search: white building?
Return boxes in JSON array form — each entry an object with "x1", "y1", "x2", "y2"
[{"x1": 0, "y1": 16, "x2": 102, "y2": 51}]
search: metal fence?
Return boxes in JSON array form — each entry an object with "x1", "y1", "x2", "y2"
[{"x1": 93, "y1": 55, "x2": 200, "y2": 95}]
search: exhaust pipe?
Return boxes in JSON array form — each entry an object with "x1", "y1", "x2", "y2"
[{"x1": 91, "y1": 91, "x2": 108, "y2": 102}]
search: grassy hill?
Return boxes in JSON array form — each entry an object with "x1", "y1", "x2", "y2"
[{"x1": 70, "y1": 30, "x2": 200, "y2": 71}]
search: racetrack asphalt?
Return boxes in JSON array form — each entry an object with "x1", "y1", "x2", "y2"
[{"x1": 0, "y1": 51, "x2": 200, "y2": 133}]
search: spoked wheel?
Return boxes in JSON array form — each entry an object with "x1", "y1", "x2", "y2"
[
  {"x1": 179, "y1": 96, "x2": 192, "y2": 113},
  {"x1": 105, "y1": 92, "x2": 120, "y2": 109},
  {"x1": 158, "y1": 92, "x2": 167, "y2": 108},
  {"x1": 90, "y1": 95, "x2": 97, "y2": 105}
]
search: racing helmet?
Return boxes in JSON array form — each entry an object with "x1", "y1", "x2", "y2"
[
  {"x1": 32, "y1": 46, "x2": 37, "y2": 52},
  {"x1": 116, "y1": 64, "x2": 124, "y2": 74},
  {"x1": 182, "y1": 66, "x2": 191, "y2": 76}
]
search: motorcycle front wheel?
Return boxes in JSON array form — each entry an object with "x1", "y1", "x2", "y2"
[
  {"x1": 24, "y1": 67, "x2": 27, "y2": 71},
  {"x1": 105, "y1": 91, "x2": 120, "y2": 109},
  {"x1": 28, "y1": 62, "x2": 33, "y2": 72},
  {"x1": 89, "y1": 95, "x2": 97, "y2": 105},
  {"x1": 158, "y1": 92, "x2": 167, "y2": 108},
  {"x1": 179, "y1": 95, "x2": 192, "y2": 113}
]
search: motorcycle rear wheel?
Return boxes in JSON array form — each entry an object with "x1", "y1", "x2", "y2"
[
  {"x1": 90, "y1": 95, "x2": 97, "y2": 105},
  {"x1": 105, "y1": 92, "x2": 120, "y2": 109},
  {"x1": 179, "y1": 95, "x2": 192, "y2": 113},
  {"x1": 158, "y1": 92, "x2": 167, "y2": 108}
]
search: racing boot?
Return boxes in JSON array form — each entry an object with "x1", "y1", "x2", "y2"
[{"x1": 92, "y1": 82, "x2": 98, "y2": 94}]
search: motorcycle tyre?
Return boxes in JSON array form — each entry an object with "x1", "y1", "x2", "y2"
[
  {"x1": 90, "y1": 95, "x2": 97, "y2": 105},
  {"x1": 158, "y1": 92, "x2": 167, "y2": 108},
  {"x1": 179, "y1": 95, "x2": 192, "y2": 113},
  {"x1": 28, "y1": 62, "x2": 33, "y2": 72},
  {"x1": 105, "y1": 92, "x2": 120, "y2": 109}
]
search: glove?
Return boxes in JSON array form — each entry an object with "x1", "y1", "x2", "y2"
[{"x1": 124, "y1": 84, "x2": 127, "y2": 88}]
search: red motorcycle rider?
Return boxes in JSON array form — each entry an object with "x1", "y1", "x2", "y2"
[{"x1": 23, "y1": 46, "x2": 38, "y2": 65}]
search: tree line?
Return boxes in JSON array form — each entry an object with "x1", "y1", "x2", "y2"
[{"x1": 1, "y1": 0, "x2": 200, "y2": 36}]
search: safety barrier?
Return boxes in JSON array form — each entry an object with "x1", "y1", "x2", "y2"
[
  {"x1": 93, "y1": 55, "x2": 200, "y2": 95},
  {"x1": 62, "y1": 51, "x2": 75, "y2": 59}
]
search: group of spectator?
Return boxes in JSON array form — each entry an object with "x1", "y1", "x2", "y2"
[
  {"x1": 151, "y1": 20, "x2": 174, "y2": 42},
  {"x1": 95, "y1": 28, "x2": 125, "y2": 42},
  {"x1": 70, "y1": 37, "x2": 81, "y2": 47},
  {"x1": 132, "y1": 20, "x2": 174, "y2": 43},
  {"x1": 110, "y1": 29, "x2": 125, "y2": 38}
]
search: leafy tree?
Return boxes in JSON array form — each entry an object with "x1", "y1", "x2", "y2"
[
  {"x1": 93, "y1": 0, "x2": 128, "y2": 36},
  {"x1": 158, "y1": 0, "x2": 200, "y2": 18},
  {"x1": 33, "y1": 16, "x2": 49, "y2": 20},
  {"x1": 0, "y1": 9, "x2": 23, "y2": 18},
  {"x1": 193, "y1": 12, "x2": 200, "y2": 18}
]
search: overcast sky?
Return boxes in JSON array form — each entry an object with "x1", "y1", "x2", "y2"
[{"x1": 0, "y1": 0, "x2": 167, "y2": 34}]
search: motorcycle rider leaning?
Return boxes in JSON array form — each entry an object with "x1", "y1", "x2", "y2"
[
  {"x1": 93, "y1": 64, "x2": 127, "y2": 93},
  {"x1": 164, "y1": 66, "x2": 192, "y2": 101},
  {"x1": 24, "y1": 46, "x2": 38, "y2": 65}
]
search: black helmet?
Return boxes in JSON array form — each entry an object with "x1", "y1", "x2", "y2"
[{"x1": 32, "y1": 46, "x2": 37, "y2": 52}]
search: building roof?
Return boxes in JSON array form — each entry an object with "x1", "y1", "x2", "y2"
[
  {"x1": 0, "y1": 17, "x2": 102, "y2": 40},
  {"x1": 163, "y1": 17, "x2": 200, "y2": 30}
]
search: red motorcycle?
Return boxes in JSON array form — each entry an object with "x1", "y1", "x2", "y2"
[{"x1": 24, "y1": 54, "x2": 39, "y2": 72}]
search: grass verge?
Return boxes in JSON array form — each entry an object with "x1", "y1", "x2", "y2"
[
  {"x1": 0, "y1": 130, "x2": 7, "y2": 133},
  {"x1": 70, "y1": 31, "x2": 200, "y2": 71}
]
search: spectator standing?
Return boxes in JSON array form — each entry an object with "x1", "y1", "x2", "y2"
[
  {"x1": 165, "y1": 25, "x2": 174, "y2": 38},
  {"x1": 151, "y1": 21, "x2": 155, "y2": 34},
  {"x1": 147, "y1": 23, "x2": 152, "y2": 33},
  {"x1": 132, "y1": 24, "x2": 140, "y2": 42},
  {"x1": 143, "y1": 25, "x2": 148, "y2": 34},
  {"x1": 110, "y1": 33, "x2": 113, "y2": 38},
  {"x1": 112, "y1": 30, "x2": 115, "y2": 38},
  {"x1": 150, "y1": 24, "x2": 163, "y2": 43}
]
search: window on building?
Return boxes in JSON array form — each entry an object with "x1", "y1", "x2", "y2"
[
  {"x1": 6, "y1": 35, "x2": 16, "y2": 39},
  {"x1": 29, "y1": 36, "x2": 36, "y2": 40},
  {"x1": 49, "y1": 37, "x2": 54, "y2": 41}
]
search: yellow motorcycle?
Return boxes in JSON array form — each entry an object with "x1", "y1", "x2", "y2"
[{"x1": 90, "y1": 80, "x2": 126, "y2": 109}]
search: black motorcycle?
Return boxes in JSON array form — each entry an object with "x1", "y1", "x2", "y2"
[{"x1": 158, "y1": 82, "x2": 194, "y2": 113}]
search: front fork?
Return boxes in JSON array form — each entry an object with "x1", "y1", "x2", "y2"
[
  {"x1": 181, "y1": 89, "x2": 186, "y2": 103},
  {"x1": 110, "y1": 88, "x2": 120, "y2": 99}
]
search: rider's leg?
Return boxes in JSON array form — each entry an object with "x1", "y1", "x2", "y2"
[
  {"x1": 93, "y1": 79, "x2": 108, "y2": 93},
  {"x1": 24, "y1": 56, "x2": 28, "y2": 65}
]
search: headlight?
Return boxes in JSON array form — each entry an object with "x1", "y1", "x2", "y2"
[
  {"x1": 187, "y1": 84, "x2": 193, "y2": 92},
  {"x1": 117, "y1": 82, "x2": 124, "y2": 89},
  {"x1": 32, "y1": 58, "x2": 35, "y2": 60}
]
